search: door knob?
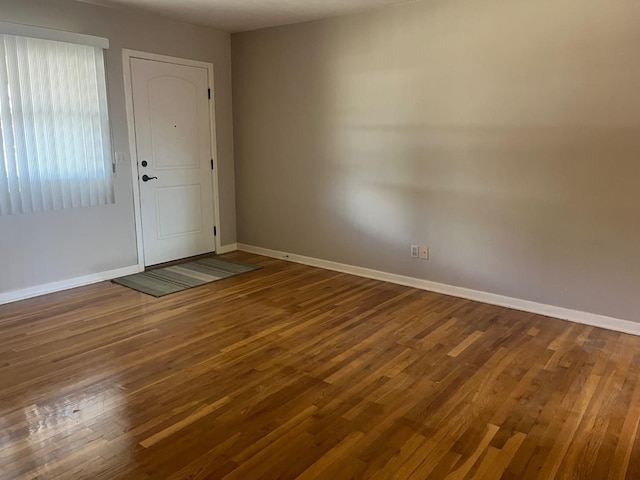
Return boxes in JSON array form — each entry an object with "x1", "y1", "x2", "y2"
[{"x1": 142, "y1": 174, "x2": 158, "y2": 182}]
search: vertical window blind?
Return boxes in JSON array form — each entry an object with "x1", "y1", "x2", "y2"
[{"x1": 0, "y1": 30, "x2": 113, "y2": 215}]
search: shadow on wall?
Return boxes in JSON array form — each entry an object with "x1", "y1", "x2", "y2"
[
  {"x1": 319, "y1": 0, "x2": 640, "y2": 317},
  {"x1": 233, "y1": 0, "x2": 640, "y2": 319},
  {"x1": 328, "y1": 124, "x2": 638, "y2": 300}
]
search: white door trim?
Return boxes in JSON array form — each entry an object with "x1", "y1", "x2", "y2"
[{"x1": 122, "y1": 49, "x2": 222, "y2": 271}]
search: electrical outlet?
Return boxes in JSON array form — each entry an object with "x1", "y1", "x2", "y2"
[
  {"x1": 420, "y1": 246, "x2": 429, "y2": 260},
  {"x1": 411, "y1": 245, "x2": 419, "y2": 258},
  {"x1": 115, "y1": 152, "x2": 127, "y2": 165}
]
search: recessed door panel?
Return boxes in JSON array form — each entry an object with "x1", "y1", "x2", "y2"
[
  {"x1": 149, "y1": 77, "x2": 200, "y2": 169},
  {"x1": 155, "y1": 185, "x2": 202, "y2": 238}
]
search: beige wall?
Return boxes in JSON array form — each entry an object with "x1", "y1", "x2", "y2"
[
  {"x1": 0, "y1": 0, "x2": 236, "y2": 294},
  {"x1": 232, "y1": 0, "x2": 640, "y2": 321}
]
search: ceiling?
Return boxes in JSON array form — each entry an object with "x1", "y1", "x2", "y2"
[{"x1": 78, "y1": 0, "x2": 418, "y2": 33}]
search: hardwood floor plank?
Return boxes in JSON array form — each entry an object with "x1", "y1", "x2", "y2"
[
  {"x1": 0, "y1": 252, "x2": 638, "y2": 479},
  {"x1": 447, "y1": 330, "x2": 485, "y2": 358},
  {"x1": 139, "y1": 396, "x2": 232, "y2": 448}
]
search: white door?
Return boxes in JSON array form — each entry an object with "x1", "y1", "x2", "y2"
[{"x1": 130, "y1": 58, "x2": 215, "y2": 266}]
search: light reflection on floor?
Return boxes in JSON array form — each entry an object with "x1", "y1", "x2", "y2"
[{"x1": 1, "y1": 378, "x2": 132, "y2": 478}]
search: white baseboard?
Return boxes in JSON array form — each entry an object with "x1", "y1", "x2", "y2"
[
  {"x1": 0, "y1": 265, "x2": 141, "y2": 305},
  {"x1": 238, "y1": 244, "x2": 640, "y2": 336},
  {"x1": 217, "y1": 243, "x2": 238, "y2": 254}
]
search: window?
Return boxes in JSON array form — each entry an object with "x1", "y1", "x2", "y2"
[{"x1": 0, "y1": 25, "x2": 113, "y2": 215}]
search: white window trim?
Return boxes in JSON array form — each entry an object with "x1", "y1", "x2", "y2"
[{"x1": 0, "y1": 21, "x2": 109, "y2": 49}]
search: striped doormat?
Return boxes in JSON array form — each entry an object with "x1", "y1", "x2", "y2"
[{"x1": 112, "y1": 256, "x2": 261, "y2": 297}]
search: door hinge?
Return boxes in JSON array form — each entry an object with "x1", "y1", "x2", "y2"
[
  {"x1": 214, "y1": 226, "x2": 217, "y2": 236},
  {"x1": 211, "y1": 159, "x2": 214, "y2": 170},
  {"x1": 208, "y1": 88, "x2": 211, "y2": 100}
]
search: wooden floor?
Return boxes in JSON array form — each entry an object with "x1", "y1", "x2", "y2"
[{"x1": 1, "y1": 252, "x2": 640, "y2": 479}]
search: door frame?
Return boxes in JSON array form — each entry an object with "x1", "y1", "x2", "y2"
[{"x1": 122, "y1": 49, "x2": 222, "y2": 272}]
